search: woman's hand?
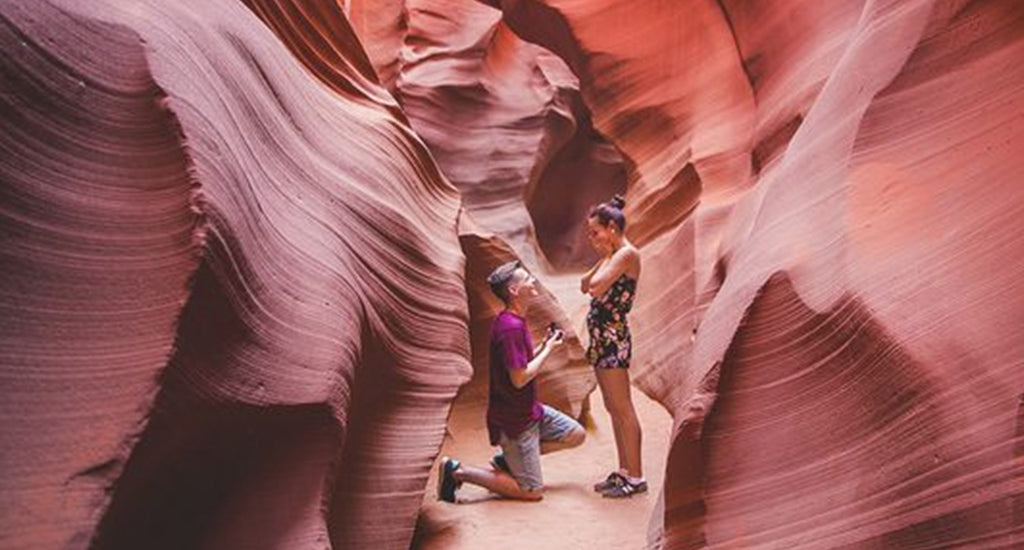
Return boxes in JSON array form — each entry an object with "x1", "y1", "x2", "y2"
[
  {"x1": 580, "y1": 260, "x2": 602, "y2": 294},
  {"x1": 587, "y1": 246, "x2": 637, "y2": 298}
]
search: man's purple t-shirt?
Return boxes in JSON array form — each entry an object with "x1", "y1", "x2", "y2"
[{"x1": 486, "y1": 310, "x2": 544, "y2": 445}]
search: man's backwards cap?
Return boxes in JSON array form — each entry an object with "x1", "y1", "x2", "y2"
[{"x1": 487, "y1": 260, "x2": 522, "y2": 296}]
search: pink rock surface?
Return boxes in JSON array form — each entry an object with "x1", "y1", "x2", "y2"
[
  {"x1": 341, "y1": 0, "x2": 407, "y2": 88},
  {"x1": 488, "y1": 0, "x2": 1024, "y2": 547},
  {"x1": 0, "y1": 1, "x2": 469, "y2": 548},
  {"x1": 351, "y1": 0, "x2": 623, "y2": 449},
  {"x1": 394, "y1": 0, "x2": 626, "y2": 271},
  {"x1": 479, "y1": 0, "x2": 755, "y2": 416},
  {"x1": 240, "y1": 0, "x2": 399, "y2": 111},
  {"x1": 5, "y1": 0, "x2": 1024, "y2": 548}
]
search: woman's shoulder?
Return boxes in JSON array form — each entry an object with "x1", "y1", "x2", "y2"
[
  {"x1": 620, "y1": 244, "x2": 641, "y2": 278},
  {"x1": 617, "y1": 243, "x2": 641, "y2": 265}
]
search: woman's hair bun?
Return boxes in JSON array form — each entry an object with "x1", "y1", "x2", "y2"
[{"x1": 609, "y1": 194, "x2": 626, "y2": 209}]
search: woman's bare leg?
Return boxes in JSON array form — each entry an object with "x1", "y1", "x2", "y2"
[
  {"x1": 596, "y1": 368, "x2": 643, "y2": 478},
  {"x1": 597, "y1": 370, "x2": 627, "y2": 471}
]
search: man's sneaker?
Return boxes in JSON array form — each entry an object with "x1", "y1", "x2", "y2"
[
  {"x1": 437, "y1": 457, "x2": 461, "y2": 503},
  {"x1": 593, "y1": 471, "x2": 625, "y2": 492},
  {"x1": 490, "y1": 452, "x2": 511, "y2": 473},
  {"x1": 601, "y1": 476, "x2": 648, "y2": 498}
]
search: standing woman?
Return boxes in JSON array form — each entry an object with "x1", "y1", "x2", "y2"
[{"x1": 580, "y1": 195, "x2": 646, "y2": 498}]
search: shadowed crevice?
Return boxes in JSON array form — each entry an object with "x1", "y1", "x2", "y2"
[
  {"x1": 526, "y1": 104, "x2": 627, "y2": 270},
  {"x1": 750, "y1": 114, "x2": 803, "y2": 175},
  {"x1": 90, "y1": 258, "x2": 341, "y2": 550},
  {"x1": 487, "y1": 0, "x2": 586, "y2": 79},
  {"x1": 628, "y1": 163, "x2": 702, "y2": 248},
  {"x1": 713, "y1": 0, "x2": 758, "y2": 99}
]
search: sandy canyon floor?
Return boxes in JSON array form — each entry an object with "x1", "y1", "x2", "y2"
[{"x1": 417, "y1": 388, "x2": 673, "y2": 549}]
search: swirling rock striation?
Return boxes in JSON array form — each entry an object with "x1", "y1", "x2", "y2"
[
  {"x1": 6, "y1": 0, "x2": 1024, "y2": 548},
  {"x1": 488, "y1": 0, "x2": 1024, "y2": 547},
  {"x1": 0, "y1": 0, "x2": 470, "y2": 548},
  {"x1": 345, "y1": 0, "x2": 628, "y2": 424}
]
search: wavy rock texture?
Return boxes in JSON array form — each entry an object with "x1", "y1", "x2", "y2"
[
  {"x1": 340, "y1": 0, "x2": 407, "y2": 89},
  {"x1": 0, "y1": 1, "x2": 470, "y2": 549},
  {"x1": 239, "y1": 0, "x2": 400, "y2": 113},
  {"x1": 397, "y1": 0, "x2": 625, "y2": 270},
  {"x1": 344, "y1": 0, "x2": 631, "y2": 422},
  {"x1": 457, "y1": 216, "x2": 590, "y2": 416},
  {"x1": 486, "y1": 0, "x2": 1024, "y2": 548},
  {"x1": 478, "y1": 0, "x2": 755, "y2": 415},
  {"x1": 394, "y1": 0, "x2": 604, "y2": 415},
  {"x1": 6, "y1": 0, "x2": 1024, "y2": 548}
]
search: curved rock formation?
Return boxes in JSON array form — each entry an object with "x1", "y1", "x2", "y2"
[
  {"x1": 340, "y1": 0, "x2": 408, "y2": 89},
  {"x1": 486, "y1": 0, "x2": 756, "y2": 222},
  {"x1": 458, "y1": 214, "x2": 591, "y2": 417},
  {"x1": 347, "y1": 0, "x2": 627, "y2": 430},
  {"x1": 487, "y1": 0, "x2": 1024, "y2": 547},
  {"x1": 394, "y1": 0, "x2": 628, "y2": 272},
  {"x1": 6, "y1": 0, "x2": 1024, "y2": 548},
  {"x1": 240, "y1": 0, "x2": 400, "y2": 112},
  {"x1": 0, "y1": 1, "x2": 470, "y2": 548}
]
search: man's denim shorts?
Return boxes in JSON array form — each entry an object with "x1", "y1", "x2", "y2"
[{"x1": 498, "y1": 404, "x2": 582, "y2": 491}]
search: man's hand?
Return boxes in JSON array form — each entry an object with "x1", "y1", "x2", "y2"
[
  {"x1": 545, "y1": 329, "x2": 565, "y2": 350},
  {"x1": 515, "y1": 328, "x2": 565, "y2": 389}
]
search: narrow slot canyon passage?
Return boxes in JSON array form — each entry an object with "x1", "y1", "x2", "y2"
[{"x1": 3, "y1": 1, "x2": 1024, "y2": 549}]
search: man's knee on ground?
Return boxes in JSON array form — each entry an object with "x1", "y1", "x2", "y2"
[
  {"x1": 518, "y1": 487, "x2": 544, "y2": 501},
  {"x1": 506, "y1": 480, "x2": 544, "y2": 501}
]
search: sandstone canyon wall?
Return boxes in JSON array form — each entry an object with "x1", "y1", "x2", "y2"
[
  {"x1": 0, "y1": 1, "x2": 470, "y2": 548},
  {"x1": 483, "y1": 0, "x2": 1024, "y2": 547},
  {"x1": 339, "y1": 0, "x2": 623, "y2": 416},
  {"x1": 2, "y1": 0, "x2": 1023, "y2": 549}
]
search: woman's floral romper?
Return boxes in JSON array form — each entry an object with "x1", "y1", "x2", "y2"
[{"x1": 586, "y1": 274, "x2": 637, "y2": 369}]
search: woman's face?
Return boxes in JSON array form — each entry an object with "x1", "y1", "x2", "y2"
[{"x1": 587, "y1": 216, "x2": 616, "y2": 254}]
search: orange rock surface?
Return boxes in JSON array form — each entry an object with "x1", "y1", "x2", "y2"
[
  {"x1": 488, "y1": 0, "x2": 1024, "y2": 547},
  {"x1": 3, "y1": 0, "x2": 1023, "y2": 548}
]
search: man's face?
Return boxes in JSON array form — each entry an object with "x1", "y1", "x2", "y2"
[{"x1": 508, "y1": 268, "x2": 538, "y2": 299}]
